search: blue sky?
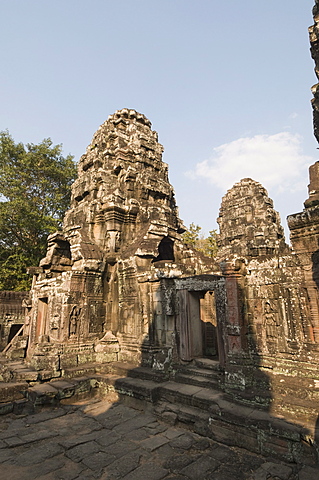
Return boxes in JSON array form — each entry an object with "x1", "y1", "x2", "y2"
[{"x1": 0, "y1": 0, "x2": 317, "y2": 240}]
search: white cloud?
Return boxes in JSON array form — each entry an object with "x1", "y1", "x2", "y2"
[{"x1": 189, "y1": 132, "x2": 315, "y2": 193}]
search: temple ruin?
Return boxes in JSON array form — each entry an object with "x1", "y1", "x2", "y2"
[
  {"x1": 0, "y1": 107, "x2": 318, "y2": 463},
  {"x1": 2, "y1": 1, "x2": 319, "y2": 467},
  {"x1": 22, "y1": 108, "x2": 217, "y2": 375}
]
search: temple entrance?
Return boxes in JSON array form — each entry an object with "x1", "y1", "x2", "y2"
[
  {"x1": 177, "y1": 289, "x2": 221, "y2": 362},
  {"x1": 174, "y1": 275, "x2": 228, "y2": 367},
  {"x1": 200, "y1": 291, "x2": 218, "y2": 357}
]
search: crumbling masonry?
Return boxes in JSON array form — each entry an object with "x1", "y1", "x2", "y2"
[
  {"x1": 2, "y1": 1, "x2": 319, "y2": 465},
  {"x1": 13, "y1": 107, "x2": 319, "y2": 439},
  {"x1": 25, "y1": 109, "x2": 217, "y2": 374}
]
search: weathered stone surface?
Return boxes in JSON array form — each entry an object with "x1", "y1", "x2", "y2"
[
  {"x1": 2, "y1": 31, "x2": 319, "y2": 466},
  {"x1": 212, "y1": 174, "x2": 319, "y2": 439},
  {"x1": 22, "y1": 109, "x2": 216, "y2": 376},
  {"x1": 217, "y1": 178, "x2": 288, "y2": 259},
  {"x1": 0, "y1": 392, "x2": 309, "y2": 478},
  {"x1": 0, "y1": 382, "x2": 28, "y2": 403},
  {"x1": 298, "y1": 465, "x2": 319, "y2": 480},
  {"x1": 0, "y1": 291, "x2": 29, "y2": 354},
  {"x1": 26, "y1": 383, "x2": 59, "y2": 405}
]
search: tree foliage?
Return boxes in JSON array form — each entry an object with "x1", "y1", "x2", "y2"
[
  {"x1": 0, "y1": 131, "x2": 77, "y2": 290},
  {"x1": 182, "y1": 222, "x2": 219, "y2": 258}
]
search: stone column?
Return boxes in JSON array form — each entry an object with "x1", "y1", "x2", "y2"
[
  {"x1": 221, "y1": 261, "x2": 250, "y2": 391},
  {"x1": 222, "y1": 262, "x2": 246, "y2": 357},
  {"x1": 288, "y1": 161, "x2": 319, "y2": 346}
]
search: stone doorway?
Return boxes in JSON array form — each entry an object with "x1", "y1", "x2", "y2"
[
  {"x1": 200, "y1": 291, "x2": 218, "y2": 357},
  {"x1": 7, "y1": 324, "x2": 23, "y2": 345},
  {"x1": 177, "y1": 289, "x2": 222, "y2": 363}
]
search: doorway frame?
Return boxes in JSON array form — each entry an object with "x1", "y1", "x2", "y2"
[{"x1": 175, "y1": 275, "x2": 227, "y2": 367}]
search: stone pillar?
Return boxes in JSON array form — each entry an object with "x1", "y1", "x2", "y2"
[
  {"x1": 222, "y1": 262, "x2": 246, "y2": 356},
  {"x1": 221, "y1": 262, "x2": 248, "y2": 391},
  {"x1": 288, "y1": 161, "x2": 319, "y2": 345}
]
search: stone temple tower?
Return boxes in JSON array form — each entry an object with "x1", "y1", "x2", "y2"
[
  {"x1": 26, "y1": 109, "x2": 214, "y2": 374},
  {"x1": 217, "y1": 178, "x2": 288, "y2": 260}
]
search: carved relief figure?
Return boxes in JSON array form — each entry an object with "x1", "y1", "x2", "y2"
[
  {"x1": 264, "y1": 300, "x2": 280, "y2": 352},
  {"x1": 69, "y1": 306, "x2": 81, "y2": 337},
  {"x1": 49, "y1": 313, "x2": 60, "y2": 339}
]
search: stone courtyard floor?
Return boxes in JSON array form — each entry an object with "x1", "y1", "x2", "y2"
[{"x1": 0, "y1": 397, "x2": 318, "y2": 480}]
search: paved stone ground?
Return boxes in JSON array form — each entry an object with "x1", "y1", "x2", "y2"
[{"x1": 0, "y1": 397, "x2": 318, "y2": 480}]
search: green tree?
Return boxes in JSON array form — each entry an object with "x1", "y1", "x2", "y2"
[
  {"x1": 203, "y1": 229, "x2": 219, "y2": 258},
  {"x1": 0, "y1": 131, "x2": 77, "y2": 290},
  {"x1": 182, "y1": 222, "x2": 202, "y2": 247},
  {"x1": 182, "y1": 223, "x2": 219, "y2": 258}
]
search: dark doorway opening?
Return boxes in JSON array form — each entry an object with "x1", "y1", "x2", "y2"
[
  {"x1": 177, "y1": 289, "x2": 220, "y2": 362},
  {"x1": 200, "y1": 291, "x2": 219, "y2": 358},
  {"x1": 7, "y1": 324, "x2": 23, "y2": 344},
  {"x1": 153, "y1": 237, "x2": 175, "y2": 262}
]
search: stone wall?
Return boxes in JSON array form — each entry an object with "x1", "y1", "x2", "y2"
[
  {"x1": 0, "y1": 291, "x2": 28, "y2": 351},
  {"x1": 215, "y1": 177, "x2": 319, "y2": 422}
]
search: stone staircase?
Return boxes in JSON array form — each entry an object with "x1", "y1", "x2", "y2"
[
  {"x1": 174, "y1": 357, "x2": 221, "y2": 390},
  {"x1": 0, "y1": 359, "x2": 38, "y2": 383},
  {"x1": 0, "y1": 357, "x2": 114, "y2": 415},
  {"x1": 0, "y1": 356, "x2": 318, "y2": 464},
  {"x1": 0, "y1": 357, "x2": 223, "y2": 415},
  {"x1": 96, "y1": 359, "x2": 318, "y2": 465}
]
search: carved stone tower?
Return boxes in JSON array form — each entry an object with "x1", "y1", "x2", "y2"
[{"x1": 26, "y1": 109, "x2": 214, "y2": 373}]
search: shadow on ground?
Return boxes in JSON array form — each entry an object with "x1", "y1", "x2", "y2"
[{"x1": 0, "y1": 395, "x2": 318, "y2": 480}]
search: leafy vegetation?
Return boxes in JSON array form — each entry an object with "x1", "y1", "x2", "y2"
[
  {"x1": 182, "y1": 222, "x2": 218, "y2": 258},
  {"x1": 0, "y1": 131, "x2": 77, "y2": 290}
]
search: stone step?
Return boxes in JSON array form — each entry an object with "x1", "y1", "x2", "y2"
[
  {"x1": 127, "y1": 366, "x2": 169, "y2": 383},
  {"x1": 12, "y1": 368, "x2": 39, "y2": 382},
  {"x1": 0, "y1": 381, "x2": 29, "y2": 403},
  {"x1": 194, "y1": 357, "x2": 220, "y2": 371},
  {"x1": 97, "y1": 361, "x2": 139, "y2": 376},
  {"x1": 26, "y1": 382, "x2": 59, "y2": 405},
  {"x1": 271, "y1": 376, "x2": 319, "y2": 403},
  {"x1": 229, "y1": 386, "x2": 272, "y2": 410},
  {"x1": 276, "y1": 391, "x2": 319, "y2": 411},
  {"x1": 174, "y1": 359, "x2": 222, "y2": 389},
  {"x1": 229, "y1": 372, "x2": 319, "y2": 420},
  {"x1": 114, "y1": 376, "x2": 161, "y2": 403},
  {"x1": 26, "y1": 376, "x2": 101, "y2": 406},
  {"x1": 270, "y1": 395, "x2": 319, "y2": 427},
  {"x1": 62, "y1": 362, "x2": 99, "y2": 378},
  {"x1": 0, "y1": 360, "x2": 40, "y2": 383},
  {"x1": 152, "y1": 398, "x2": 312, "y2": 464},
  {"x1": 152, "y1": 381, "x2": 317, "y2": 463},
  {"x1": 181, "y1": 366, "x2": 220, "y2": 378},
  {"x1": 174, "y1": 372, "x2": 220, "y2": 389},
  {"x1": 158, "y1": 381, "x2": 223, "y2": 411},
  {"x1": 21, "y1": 374, "x2": 116, "y2": 409},
  {"x1": 96, "y1": 361, "x2": 168, "y2": 383}
]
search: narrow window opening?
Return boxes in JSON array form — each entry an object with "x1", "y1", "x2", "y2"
[{"x1": 152, "y1": 237, "x2": 175, "y2": 262}]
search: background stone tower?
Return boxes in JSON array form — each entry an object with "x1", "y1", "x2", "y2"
[{"x1": 217, "y1": 178, "x2": 288, "y2": 260}]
